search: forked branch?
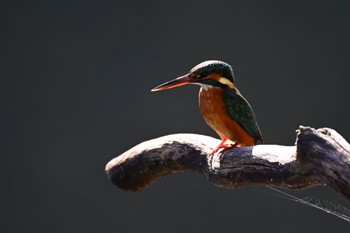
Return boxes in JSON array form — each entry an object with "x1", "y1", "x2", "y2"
[{"x1": 105, "y1": 126, "x2": 350, "y2": 202}]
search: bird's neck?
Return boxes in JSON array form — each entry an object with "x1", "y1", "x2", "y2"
[
  {"x1": 199, "y1": 84, "x2": 239, "y2": 94},
  {"x1": 198, "y1": 83, "x2": 214, "y2": 91}
]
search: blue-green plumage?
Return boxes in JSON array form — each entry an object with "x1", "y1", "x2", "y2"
[{"x1": 222, "y1": 87, "x2": 263, "y2": 144}]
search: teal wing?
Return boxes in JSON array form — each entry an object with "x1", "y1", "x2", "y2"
[{"x1": 223, "y1": 88, "x2": 263, "y2": 143}]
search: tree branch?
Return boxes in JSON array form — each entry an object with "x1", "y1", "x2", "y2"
[{"x1": 105, "y1": 126, "x2": 350, "y2": 202}]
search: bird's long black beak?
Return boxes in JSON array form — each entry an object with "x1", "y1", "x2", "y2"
[{"x1": 151, "y1": 74, "x2": 193, "y2": 92}]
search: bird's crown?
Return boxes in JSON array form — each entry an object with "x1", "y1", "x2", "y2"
[{"x1": 189, "y1": 60, "x2": 235, "y2": 83}]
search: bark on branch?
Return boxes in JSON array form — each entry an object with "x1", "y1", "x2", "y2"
[{"x1": 105, "y1": 126, "x2": 350, "y2": 202}]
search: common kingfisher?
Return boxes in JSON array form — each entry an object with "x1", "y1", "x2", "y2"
[{"x1": 151, "y1": 60, "x2": 263, "y2": 155}]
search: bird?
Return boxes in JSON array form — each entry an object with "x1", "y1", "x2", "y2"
[{"x1": 151, "y1": 60, "x2": 263, "y2": 155}]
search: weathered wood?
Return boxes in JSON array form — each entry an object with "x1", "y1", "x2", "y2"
[{"x1": 105, "y1": 126, "x2": 350, "y2": 202}]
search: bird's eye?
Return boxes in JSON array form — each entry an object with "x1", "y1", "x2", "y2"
[{"x1": 190, "y1": 73, "x2": 201, "y2": 80}]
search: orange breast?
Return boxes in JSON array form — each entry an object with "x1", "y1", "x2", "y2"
[{"x1": 199, "y1": 87, "x2": 255, "y2": 146}]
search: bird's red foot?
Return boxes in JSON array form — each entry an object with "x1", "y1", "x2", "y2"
[{"x1": 209, "y1": 139, "x2": 239, "y2": 156}]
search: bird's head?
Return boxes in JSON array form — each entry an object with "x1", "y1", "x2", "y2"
[{"x1": 151, "y1": 60, "x2": 235, "y2": 92}]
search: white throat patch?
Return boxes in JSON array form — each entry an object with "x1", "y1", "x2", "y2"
[{"x1": 198, "y1": 83, "x2": 213, "y2": 91}]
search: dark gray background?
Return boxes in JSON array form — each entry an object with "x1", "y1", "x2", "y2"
[{"x1": 2, "y1": 0, "x2": 350, "y2": 232}]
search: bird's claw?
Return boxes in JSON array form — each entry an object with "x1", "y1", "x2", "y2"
[{"x1": 209, "y1": 141, "x2": 239, "y2": 156}]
